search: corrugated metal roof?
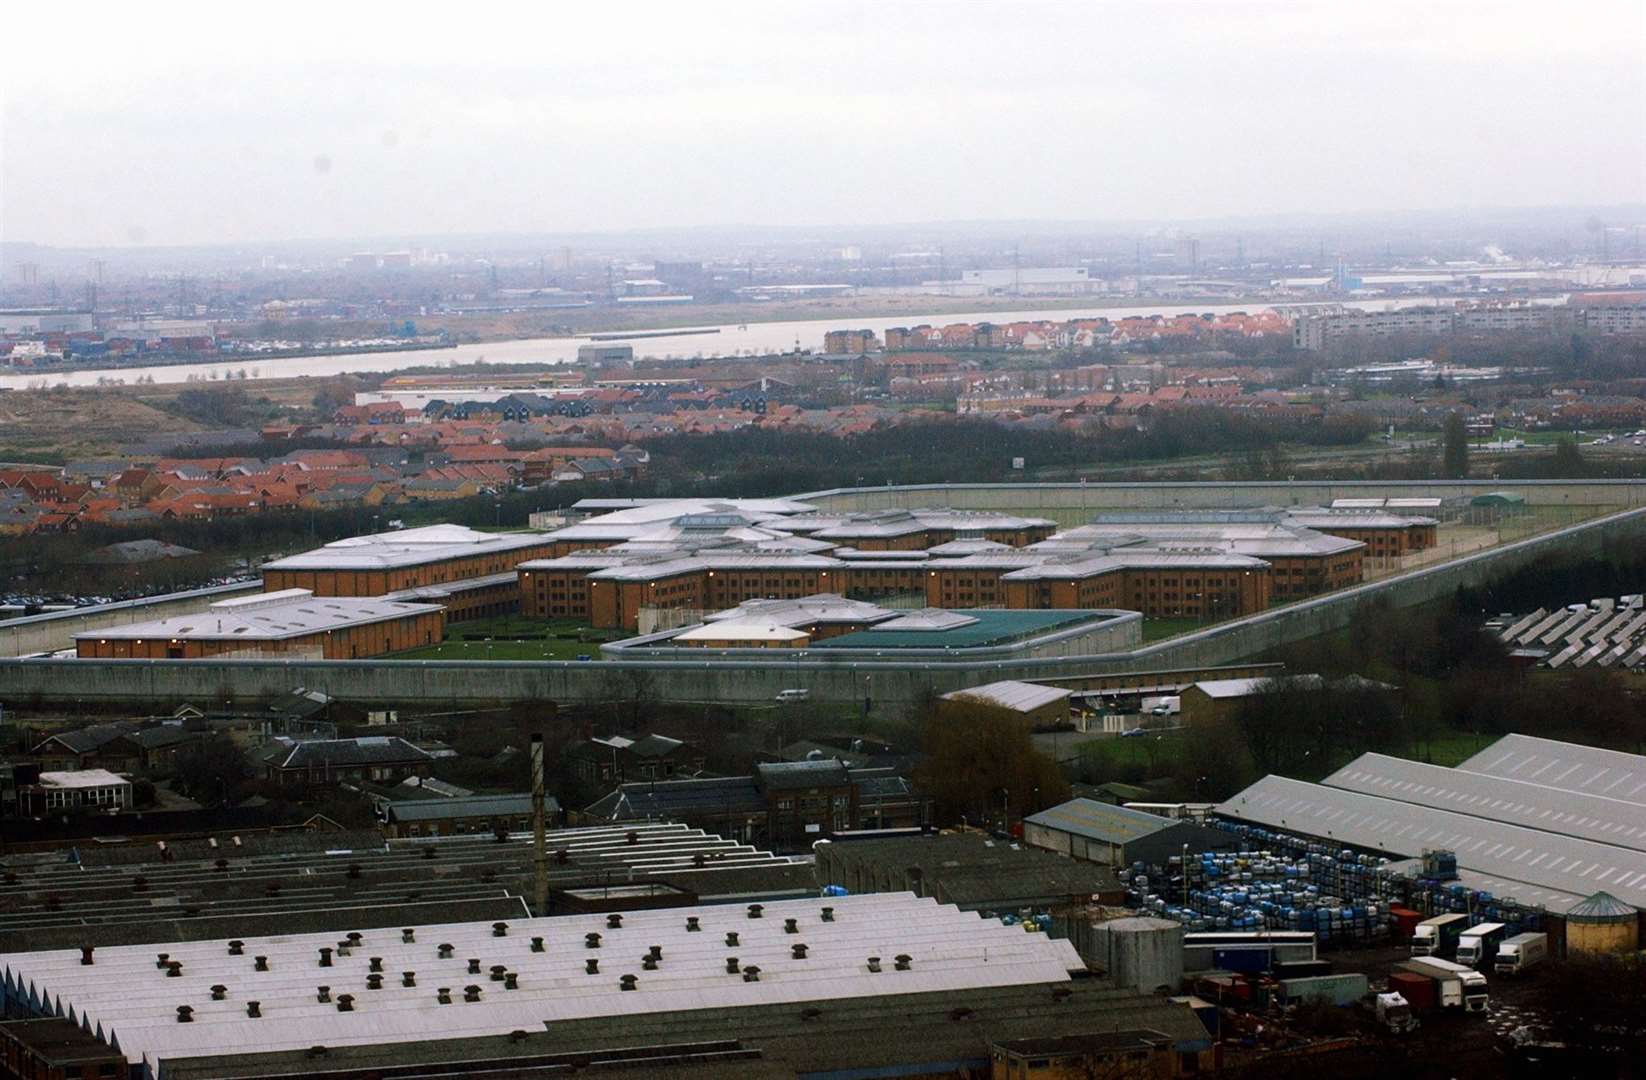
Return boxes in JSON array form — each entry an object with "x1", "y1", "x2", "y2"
[
  {"x1": 1458, "y1": 734, "x2": 1646, "y2": 807},
  {"x1": 1323, "y1": 752, "x2": 1646, "y2": 853},
  {"x1": 1, "y1": 893, "x2": 1083, "y2": 1068},
  {"x1": 1024, "y1": 798, "x2": 1174, "y2": 843},
  {"x1": 941, "y1": 680, "x2": 1070, "y2": 713},
  {"x1": 1215, "y1": 775, "x2": 1646, "y2": 909},
  {"x1": 261, "y1": 525, "x2": 548, "y2": 572},
  {"x1": 1566, "y1": 890, "x2": 1638, "y2": 919},
  {"x1": 814, "y1": 610, "x2": 1108, "y2": 650}
]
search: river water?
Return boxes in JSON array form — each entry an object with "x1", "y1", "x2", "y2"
[{"x1": 0, "y1": 296, "x2": 1405, "y2": 390}]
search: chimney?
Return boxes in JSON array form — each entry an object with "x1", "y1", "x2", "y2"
[
  {"x1": 79, "y1": 946, "x2": 94, "y2": 966},
  {"x1": 531, "y1": 733, "x2": 548, "y2": 916}
]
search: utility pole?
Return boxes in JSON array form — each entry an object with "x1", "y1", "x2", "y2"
[{"x1": 531, "y1": 733, "x2": 548, "y2": 915}]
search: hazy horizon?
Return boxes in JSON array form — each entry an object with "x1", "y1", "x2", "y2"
[{"x1": 4, "y1": 0, "x2": 1644, "y2": 249}]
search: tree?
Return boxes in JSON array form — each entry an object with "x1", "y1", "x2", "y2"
[
  {"x1": 1441, "y1": 411, "x2": 1470, "y2": 479},
  {"x1": 172, "y1": 736, "x2": 251, "y2": 805},
  {"x1": 1552, "y1": 436, "x2": 1587, "y2": 478},
  {"x1": 913, "y1": 698, "x2": 1069, "y2": 827}
]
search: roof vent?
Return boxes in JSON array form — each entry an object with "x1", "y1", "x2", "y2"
[
  {"x1": 347, "y1": 932, "x2": 363, "y2": 945},
  {"x1": 401, "y1": 928, "x2": 416, "y2": 943},
  {"x1": 866, "y1": 957, "x2": 882, "y2": 973},
  {"x1": 437, "y1": 943, "x2": 454, "y2": 959},
  {"x1": 742, "y1": 966, "x2": 762, "y2": 982},
  {"x1": 318, "y1": 947, "x2": 333, "y2": 967},
  {"x1": 335, "y1": 994, "x2": 355, "y2": 1012},
  {"x1": 155, "y1": 953, "x2": 171, "y2": 970},
  {"x1": 642, "y1": 955, "x2": 658, "y2": 971},
  {"x1": 492, "y1": 922, "x2": 509, "y2": 937},
  {"x1": 747, "y1": 904, "x2": 764, "y2": 919},
  {"x1": 79, "y1": 946, "x2": 94, "y2": 966},
  {"x1": 725, "y1": 957, "x2": 740, "y2": 973},
  {"x1": 725, "y1": 931, "x2": 739, "y2": 947},
  {"x1": 436, "y1": 988, "x2": 452, "y2": 1004},
  {"x1": 316, "y1": 986, "x2": 331, "y2": 1003},
  {"x1": 585, "y1": 958, "x2": 600, "y2": 975},
  {"x1": 254, "y1": 956, "x2": 269, "y2": 972},
  {"x1": 246, "y1": 1001, "x2": 261, "y2": 1018},
  {"x1": 685, "y1": 916, "x2": 701, "y2": 932},
  {"x1": 366, "y1": 974, "x2": 383, "y2": 990},
  {"x1": 228, "y1": 940, "x2": 244, "y2": 955},
  {"x1": 166, "y1": 961, "x2": 183, "y2": 978},
  {"x1": 467, "y1": 958, "x2": 481, "y2": 974},
  {"x1": 784, "y1": 918, "x2": 799, "y2": 934},
  {"x1": 895, "y1": 954, "x2": 912, "y2": 971},
  {"x1": 463, "y1": 985, "x2": 482, "y2": 1003},
  {"x1": 619, "y1": 974, "x2": 638, "y2": 992},
  {"x1": 176, "y1": 1006, "x2": 194, "y2": 1024},
  {"x1": 530, "y1": 937, "x2": 545, "y2": 953},
  {"x1": 368, "y1": 957, "x2": 383, "y2": 973},
  {"x1": 503, "y1": 972, "x2": 519, "y2": 990},
  {"x1": 489, "y1": 965, "x2": 507, "y2": 982},
  {"x1": 210, "y1": 985, "x2": 227, "y2": 1001},
  {"x1": 585, "y1": 933, "x2": 602, "y2": 949},
  {"x1": 647, "y1": 944, "x2": 663, "y2": 961},
  {"x1": 606, "y1": 913, "x2": 623, "y2": 929},
  {"x1": 791, "y1": 944, "x2": 809, "y2": 960},
  {"x1": 821, "y1": 907, "x2": 835, "y2": 922},
  {"x1": 402, "y1": 971, "x2": 416, "y2": 987}
]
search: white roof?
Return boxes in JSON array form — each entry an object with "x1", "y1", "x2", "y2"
[
  {"x1": 74, "y1": 590, "x2": 442, "y2": 643},
  {"x1": 703, "y1": 594, "x2": 894, "y2": 628},
  {"x1": 942, "y1": 679, "x2": 1071, "y2": 713},
  {"x1": 870, "y1": 609, "x2": 979, "y2": 632},
  {"x1": 1458, "y1": 734, "x2": 1646, "y2": 807},
  {"x1": 2, "y1": 893, "x2": 1082, "y2": 1068},
  {"x1": 261, "y1": 525, "x2": 549, "y2": 572},
  {"x1": 672, "y1": 622, "x2": 809, "y2": 643},
  {"x1": 39, "y1": 769, "x2": 129, "y2": 789}
]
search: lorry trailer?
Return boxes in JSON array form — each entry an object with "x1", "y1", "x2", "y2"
[
  {"x1": 1455, "y1": 922, "x2": 1507, "y2": 969},
  {"x1": 1494, "y1": 932, "x2": 1549, "y2": 975},
  {"x1": 1398, "y1": 956, "x2": 1490, "y2": 1013},
  {"x1": 1410, "y1": 912, "x2": 1471, "y2": 958}
]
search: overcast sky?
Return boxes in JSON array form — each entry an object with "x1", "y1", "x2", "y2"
[{"x1": 3, "y1": 0, "x2": 1643, "y2": 248}]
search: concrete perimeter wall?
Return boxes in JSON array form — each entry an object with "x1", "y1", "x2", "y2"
[
  {"x1": 797, "y1": 479, "x2": 1646, "y2": 519},
  {"x1": 0, "y1": 581, "x2": 262, "y2": 658},
  {"x1": 2, "y1": 505, "x2": 1641, "y2": 712}
]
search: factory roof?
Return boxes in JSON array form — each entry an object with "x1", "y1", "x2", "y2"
[
  {"x1": 702, "y1": 594, "x2": 895, "y2": 628},
  {"x1": 1281, "y1": 507, "x2": 1439, "y2": 529},
  {"x1": 814, "y1": 609, "x2": 1109, "y2": 650},
  {"x1": 0, "y1": 893, "x2": 1084, "y2": 1068},
  {"x1": 382, "y1": 794, "x2": 556, "y2": 824},
  {"x1": 260, "y1": 736, "x2": 433, "y2": 770},
  {"x1": 1566, "y1": 890, "x2": 1638, "y2": 919},
  {"x1": 74, "y1": 590, "x2": 442, "y2": 645},
  {"x1": 1323, "y1": 751, "x2": 1646, "y2": 853},
  {"x1": 672, "y1": 623, "x2": 810, "y2": 644},
  {"x1": 1457, "y1": 734, "x2": 1646, "y2": 807},
  {"x1": 1023, "y1": 799, "x2": 1180, "y2": 844},
  {"x1": 1215, "y1": 775, "x2": 1646, "y2": 910},
  {"x1": 755, "y1": 760, "x2": 852, "y2": 791},
  {"x1": 942, "y1": 680, "x2": 1070, "y2": 714},
  {"x1": 259, "y1": 525, "x2": 549, "y2": 572}
]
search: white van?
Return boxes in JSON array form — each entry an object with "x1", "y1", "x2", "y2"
[{"x1": 775, "y1": 689, "x2": 810, "y2": 704}]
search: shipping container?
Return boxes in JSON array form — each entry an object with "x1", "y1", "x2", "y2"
[
  {"x1": 1388, "y1": 971, "x2": 1438, "y2": 1011},
  {"x1": 1279, "y1": 973, "x2": 1369, "y2": 1007},
  {"x1": 1273, "y1": 959, "x2": 1333, "y2": 979}
]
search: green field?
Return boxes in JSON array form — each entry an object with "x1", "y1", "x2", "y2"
[
  {"x1": 1139, "y1": 617, "x2": 1219, "y2": 643},
  {"x1": 386, "y1": 616, "x2": 610, "y2": 662}
]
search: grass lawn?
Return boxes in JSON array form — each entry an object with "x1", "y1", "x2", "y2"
[
  {"x1": 1139, "y1": 617, "x2": 1218, "y2": 643},
  {"x1": 386, "y1": 615, "x2": 611, "y2": 662}
]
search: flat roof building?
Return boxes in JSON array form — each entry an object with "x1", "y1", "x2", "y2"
[
  {"x1": 73, "y1": 589, "x2": 445, "y2": 660},
  {"x1": 1024, "y1": 798, "x2": 1239, "y2": 866}
]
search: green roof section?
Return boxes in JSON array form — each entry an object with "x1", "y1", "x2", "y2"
[{"x1": 813, "y1": 608, "x2": 1102, "y2": 650}]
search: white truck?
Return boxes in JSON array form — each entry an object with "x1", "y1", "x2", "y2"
[
  {"x1": 1493, "y1": 932, "x2": 1549, "y2": 976},
  {"x1": 1400, "y1": 956, "x2": 1490, "y2": 1013},
  {"x1": 1410, "y1": 912, "x2": 1470, "y2": 958},
  {"x1": 1375, "y1": 991, "x2": 1419, "y2": 1034},
  {"x1": 1455, "y1": 921, "x2": 1507, "y2": 969}
]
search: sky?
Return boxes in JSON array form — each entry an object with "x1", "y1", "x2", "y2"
[{"x1": 3, "y1": 0, "x2": 1644, "y2": 248}]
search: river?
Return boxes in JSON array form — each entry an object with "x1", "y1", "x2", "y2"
[{"x1": 0, "y1": 296, "x2": 1412, "y2": 390}]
